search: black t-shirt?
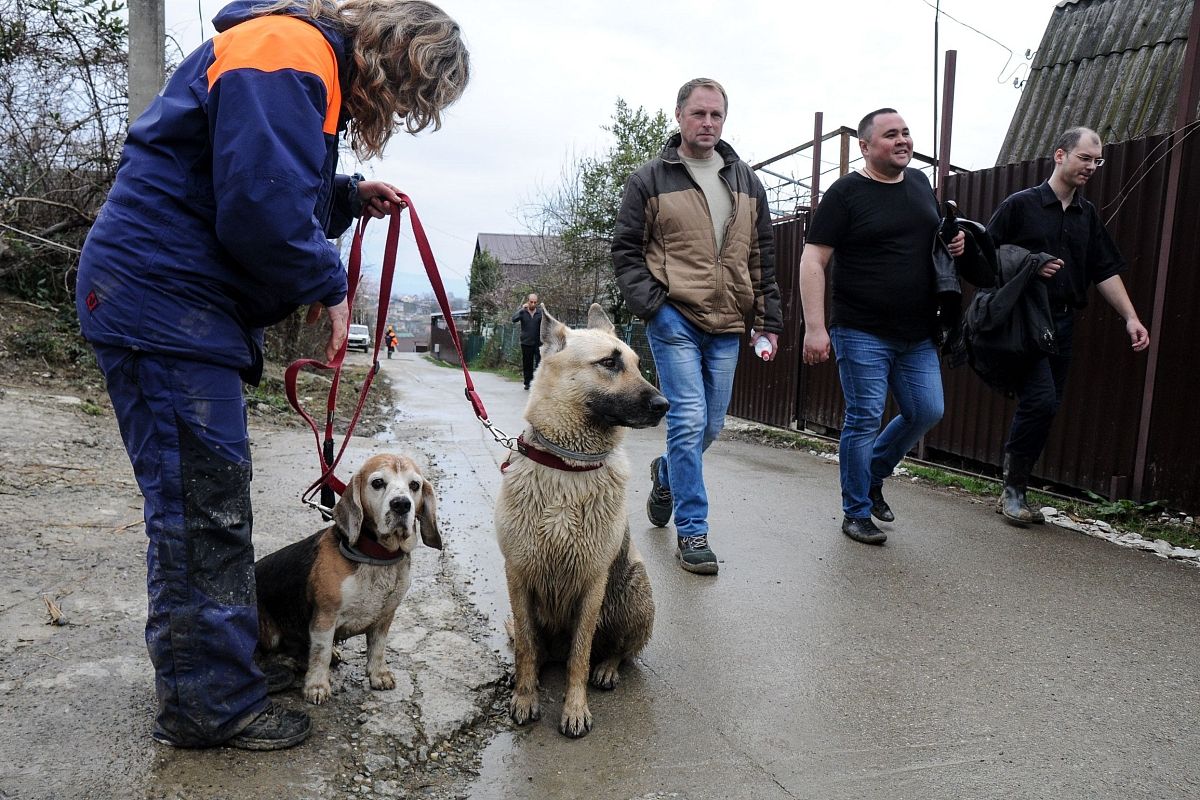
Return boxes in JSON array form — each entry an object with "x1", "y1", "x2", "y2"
[
  {"x1": 806, "y1": 168, "x2": 939, "y2": 341},
  {"x1": 986, "y1": 181, "x2": 1124, "y2": 308}
]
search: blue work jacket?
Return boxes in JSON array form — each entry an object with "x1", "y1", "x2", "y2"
[{"x1": 77, "y1": 1, "x2": 358, "y2": 383}]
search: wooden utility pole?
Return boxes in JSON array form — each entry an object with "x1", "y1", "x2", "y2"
[{"x1": 128, "y1": 0, "x2": 165, "y2": 122}]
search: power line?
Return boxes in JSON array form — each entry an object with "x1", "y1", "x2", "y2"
[{"x1": 920, "y1": 0, "x2": 1034, "y2": 87}]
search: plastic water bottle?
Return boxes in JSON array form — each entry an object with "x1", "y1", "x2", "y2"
[{"x1": 754, "y1": 336, "x2": 773, "y2": 361}]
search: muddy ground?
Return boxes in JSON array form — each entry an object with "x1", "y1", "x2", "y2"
[{"x1": 0, "y1": 331, "x2": 511, "y2": 800}]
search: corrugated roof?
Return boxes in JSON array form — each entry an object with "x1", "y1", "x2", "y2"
[
  {"x1": 474, "y1": 233, "x2": 562, "y2": 266},
  {"x1": 997, "y1": 0, "x2": 1197, "y2": 164}
]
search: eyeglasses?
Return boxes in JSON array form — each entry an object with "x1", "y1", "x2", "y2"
[{"x1": 1071, "y1": 152, "x2": 1105, "y2": 167}]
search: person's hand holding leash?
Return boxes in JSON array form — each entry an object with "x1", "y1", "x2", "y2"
[
  {"x1": 306, "y1": 298, "x2": 350, "y2": 362},
  {"x1": 357, "y1": 180, "x2": 406, "y2": 219}
]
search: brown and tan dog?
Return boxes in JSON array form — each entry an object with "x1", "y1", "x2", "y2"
[
  {"x1": 255, "y1": 453, "x2": 440, "y2": 704},
  {"x1": 496, "y1": 304, "x2": 668, "y2": 737}
]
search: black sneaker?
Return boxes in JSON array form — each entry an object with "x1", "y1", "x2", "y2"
[
  {"x1": 841, "y1": 515, "x2": 887, "y2": 545},
  {"x1": 647, "y1": 457, "x2": 673, "y2": 527},
  {"x1": 868, "y1": 484, "x2": 895, "y2": 523},
  {"x1": 676, "y1": 534, "x2": 718, "y2": 574},
  {"x1": 226, "y1": 702, "x2": 312, "y2": 751}
]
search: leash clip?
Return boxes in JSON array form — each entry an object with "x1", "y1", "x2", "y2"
[
  {"x1": 481, "y1": 417, "x2": 520, "y2": 453},
  {"x1": 302, "y1": 496, "x2": 335, "y2": 522}
]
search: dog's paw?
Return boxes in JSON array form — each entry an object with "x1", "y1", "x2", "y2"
[
  {"x1": 369, "y1": 669, "x2": 396, "y2": 691},
  {"x1": 558, "y1": 703, "x2": 593, "y2": 739},
  {"x1": 303, "y1": 680, "x2": 332, "y2": 705},
  {"x1": 590, "y1": 660, "x2": 621, "y2": 691},
  {"x1": 509, "y1": 692, "x2": 540, "y2": 725}
]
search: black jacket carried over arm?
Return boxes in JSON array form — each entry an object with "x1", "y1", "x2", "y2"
[
  {"x1": 955, "y1": 244, "x2": 1059, "y2": 394},
  {"x1": 932, "y1": 217, "x2": 997, "y2": 353}
]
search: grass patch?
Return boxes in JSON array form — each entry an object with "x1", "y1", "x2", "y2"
[
  {"x1": 430, "y1": 352, "x2": 523, "y2": 383},
  {"x1": 244, "y1": 363, "x2": 383, "y2": 427},
  {"x1": 730, "y1": 424, "x2": 835, "y2": 455},
  {"x1": 8, "y1": 314, "x2": 92, "y2": 366},
  {"x1": 79, "y1": 400, "x2": 106, "y2": 417},
  {"x1": 245, "y1": 381, "x2": 295, "y2": 414},
  {"x1": 903, "y1": 463, "x2": 996, "y2": 496}
]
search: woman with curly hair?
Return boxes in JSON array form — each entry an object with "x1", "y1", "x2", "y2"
[{"x1": 75, "y1": 0, "x2": 468, "y2": 750}]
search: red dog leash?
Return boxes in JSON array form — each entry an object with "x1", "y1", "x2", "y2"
[{"x1": 286, "y1": 196, "x2": 513, "y2": 517}]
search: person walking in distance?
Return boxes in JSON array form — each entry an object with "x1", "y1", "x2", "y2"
[
  {"x1": 613, "y1": 77, "x2": 782, "y2": 574},
  {"x1": 511, "y1": 293, "x2": 542, "y2": 390},
  {"x1": 386, "y1": 324, "x2": 399, "y2": 359}
]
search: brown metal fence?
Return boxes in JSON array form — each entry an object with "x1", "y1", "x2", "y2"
[
  {"x1": 728, "y1": 215, "x2": 807, "y2": 427},
  {"x1": 730, "y1": 132, "x2": 1200, "y2": 512}
]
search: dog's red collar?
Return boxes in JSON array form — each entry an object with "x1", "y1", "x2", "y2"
[
  {"x1": 501, "y1": 434, "x2": 604, "y2": 473},
  {"x1": 338, "y1": 533, "x2": 406, "y2": 566}
]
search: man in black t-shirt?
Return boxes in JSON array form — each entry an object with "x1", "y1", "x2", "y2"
[
  {"x1": 986, "y1": 126, "x2": 1149, "y2": 525},
  {"x1": 511, "y1": 292, "x2": 543, "y2": 390},
  {"x1": 799, "y1": 108, "x2": 964, "y2": 545}
]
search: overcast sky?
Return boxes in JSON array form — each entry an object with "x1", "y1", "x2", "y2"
[{"x1": 163, "y1": 0, "x2": 1062, "y2": 298}]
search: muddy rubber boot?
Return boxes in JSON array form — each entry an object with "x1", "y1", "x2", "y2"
[{"x1": 997, "y1": 453, "x2": 1042, "y2": 526}]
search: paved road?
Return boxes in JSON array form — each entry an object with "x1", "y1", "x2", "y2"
[{"x1": 383, "y1": 351, "x2": 1199, "y2": 800}]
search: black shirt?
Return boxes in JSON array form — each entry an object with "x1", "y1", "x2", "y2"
[
  {"x1": 986, "y1": 181, "x2": 1124, "y2": 308},
  {"x1": 806, "y1": 168, "x2": 940, "y2": 341},
  {"x1": 511, "y1": 306, "x2": 542, "y2": 346}
]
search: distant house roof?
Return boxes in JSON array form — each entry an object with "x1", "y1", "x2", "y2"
[
  {"x1": 996, "y1": 0, "x2": 1197, "y2": 165},
  {"x1": 475, "y1": 233, "x2": 562, "y2": 267},
  {"x1": 474, "y1": 233, "x2": 564, "y2": 285}
]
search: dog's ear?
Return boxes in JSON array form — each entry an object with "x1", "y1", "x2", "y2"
[
  {"x1": 332, "y1": 476, "x2": 364, "y2": 545},
  {"x1": 417, "y1": 478, "x2": 442, "y2": 550},
  {"x1": 586, "y1": 303, "x2": 615, "y2": 335},
  {"x1": 539, "y1": 304, "x2": 569, "y2": 355}
]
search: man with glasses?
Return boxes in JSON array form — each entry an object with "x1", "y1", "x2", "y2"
[{"x1": 986, "y1": 126, "x2": 1150, "y2": 525}]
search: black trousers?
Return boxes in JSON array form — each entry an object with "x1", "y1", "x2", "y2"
[
  {"x1": 520, "y1": 344, "x2": 541, "y2": 388},
  {"x1": 1005, "y1": 313, "x2": 1075, "y2": 462}
]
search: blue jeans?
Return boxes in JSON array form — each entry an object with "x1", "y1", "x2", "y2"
[
  {"x1": 830, "y1": 326, "x2": 944, "y2": 519},
  {"x1": 645, "y1": 303, "x2": 741, "y2": 538},
  {"x1": 1006, "y1": 312, "x2": 1075, "y2": 462}
]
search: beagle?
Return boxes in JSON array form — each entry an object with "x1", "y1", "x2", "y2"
[{"x1": 255, "y1": 453, "x2": 441, "y2": 704}]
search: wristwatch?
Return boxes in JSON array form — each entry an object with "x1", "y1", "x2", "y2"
[{"x1": 347, "y1": 172, "x2": 365, "y2": 218}]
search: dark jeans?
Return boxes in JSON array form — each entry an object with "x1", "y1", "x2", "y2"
[
  {"x1": 520, "y1": 344, "x2": 541, "y2": 388},
  {"x1": 1005, "y1": 313, "x2": 1075, "y2": 462}
]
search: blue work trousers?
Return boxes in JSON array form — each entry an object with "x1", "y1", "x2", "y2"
[{"x1": 93, "y1": 345, "x2": 266, "y2": 746}]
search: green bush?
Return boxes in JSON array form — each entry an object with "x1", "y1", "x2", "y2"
[{"x1": 9, "y1": 314, "x2": 91, "y2": 365}]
